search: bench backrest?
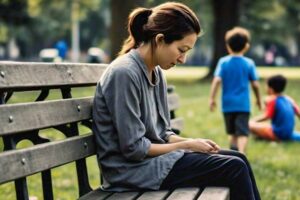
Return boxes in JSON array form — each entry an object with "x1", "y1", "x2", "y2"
[{"x1": 0, "y1": 62, "x2": 183, "y2": 200}]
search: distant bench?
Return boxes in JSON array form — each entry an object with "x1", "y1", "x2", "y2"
[{"x1": 0, "y1": 62, "x2": 229, "y2": 200}]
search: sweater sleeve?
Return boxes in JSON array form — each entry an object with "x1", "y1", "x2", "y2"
[
  {"x1": 157, "y1": 68, "x2": 176, "y2": 142},
  {"x1": 102, "y1": 67, "x2": 151, "y2": 161}
]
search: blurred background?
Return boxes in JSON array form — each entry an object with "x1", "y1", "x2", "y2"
[
  {"x1": 2, "y1": 1, "x2": 300, "y2": 199},
  {"x1": 0, "y1": 0, "x2": 300, "y2": 71}
]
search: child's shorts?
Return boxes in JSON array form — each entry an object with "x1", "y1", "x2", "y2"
[{"x1": 223, "y1": 112, "x2": 250, "y2": 136}]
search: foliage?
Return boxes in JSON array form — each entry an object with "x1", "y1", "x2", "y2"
[
  {"x1": 1, "y1": 0, "x2": 300, "y2": 63},
  {"x1": 26, "y1": 0, "x2": 103, "y2": 48},
  {"x1": 0, "y1": 0, "x2": 30, "y2": 25},
  {"x1": 241, "y1": 0, "x2": 300, "y2": 44},
  {"x1": 0, "y1": 0, "x2": 105, "y2": 58}
]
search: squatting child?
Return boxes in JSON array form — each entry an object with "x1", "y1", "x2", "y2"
[{"x1": 249, "y1": 74, "x2": 300, "y2": 141}]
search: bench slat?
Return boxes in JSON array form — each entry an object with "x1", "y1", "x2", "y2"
[
  {"x1": 170, "y1": 118, "x2": 184, "y2": 132},
  {"x1": 0, "y1": 95, "x2": 180, "y2": 136},
  {"x1": 0, "y1": 62, "x2": 106, "y2": 91},
  {"x1": 0, "y1": 97, "x2": 93, "y2": 136},
  {"x1": 0, "y1": 134, "x2": 95, "y2": 184},
  {"x1": 197, "y1": 187, "x2": 229, "y2": 200},
  {"x1": 106, "y1": 191, "x2": 141, "y2": 200},
  {"x1": 137, "y1": 190, "x2": 170, "y2": 200},
  {"x1": 166, "y1": 188, "x2": 200, "y2": 200},
  {"x1": 79, "y1": 188, "x2": 112, "y2": 200},
  {"x1": 167, "y1": 93, "x2": 180, "y2": 111}
]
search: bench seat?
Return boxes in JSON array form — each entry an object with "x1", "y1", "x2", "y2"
[{"x1": 80, "y1": 187, "x2": 229, "y2": 200}]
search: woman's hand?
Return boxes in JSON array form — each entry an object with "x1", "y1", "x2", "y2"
[
  {"x1": 184, "y1": 138, "x2": 220, "y2": 153},
  {"x1": 148, "y1": 137, "x2": 220, "y2": 157}
]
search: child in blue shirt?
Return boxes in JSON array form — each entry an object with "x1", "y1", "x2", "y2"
[
  {"x1": 209, "y1": 27, "x2": 262, "y2": 154},
  {"x1": 249, "y1": 75, "x2": 300, "y2": 141}
]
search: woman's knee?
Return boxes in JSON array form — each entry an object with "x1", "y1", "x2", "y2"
[
  {"x1": 219, "y1": 156, "x2": 250, "y2": 186},
  {"x1": 219, "y1": 150, "x2": 249, "y2": 164},
  {"x1": 230, "y1": 150, "x2": 248, "y2": 162},
  {"x1": 228, "y1": 156, "x2": 248, "y2": 173}
]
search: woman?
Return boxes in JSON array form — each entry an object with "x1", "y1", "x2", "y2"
[{"x1": 92, "y1": 2, "x2": 260, "y2": 200}]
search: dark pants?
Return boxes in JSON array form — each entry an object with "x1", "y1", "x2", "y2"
[{"x1": 160, "y1": 150, "x2": 260, "y2": 200}]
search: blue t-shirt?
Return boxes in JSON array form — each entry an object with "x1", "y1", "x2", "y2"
[
  {"x1": 266, "y1": 96, "x2": 299, "y2": 140},
  {"x1": 214, "y1": 55, "x2": 258, "y2": 113}
]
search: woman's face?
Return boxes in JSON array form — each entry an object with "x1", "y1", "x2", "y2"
[{"x1": 155, "y1": 33, "x2": 198, "y2": 70}]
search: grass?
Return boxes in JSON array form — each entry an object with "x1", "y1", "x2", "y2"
[
  {"x1": 167, "y1": 67, "x2": 300, "y2": 200},
  {"x1": 1, "y1": 67, "x2": 300, "y2": 199}
]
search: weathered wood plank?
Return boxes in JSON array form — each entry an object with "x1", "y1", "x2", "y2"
[
  {"x1": 166, "y1": 188, "x2": 201, "y2": 200},
  {"x1": 167, "y1": 93, "x2": 180, "y2": 111},
  {"x1": 0, "y1": 134, "x2": 96, "y2": 184},
  {"x1": 0, "y1": 97, "x2": 93, "y2": 136},
  {"x1": 0, "y1": 95, "x2": 183, "y2": 136},
  {"x1": 79, "y1": 188, "x2": 113, "y2": 200},
  {"x1": 137, "y1": 190, "x2": 170, "y2": 200},
  {"x1": 170, "y1": 118, "x2": 184, "y2": 132},
  {"x1": 0, "y1": 62, "x2": 107, "y2": 91},
  {"x1": 106, "y1": 191, "x2": 141, "y2": 200},
  {"x1": 197, "y1": 187, "x2": 229, "y2": 200}
]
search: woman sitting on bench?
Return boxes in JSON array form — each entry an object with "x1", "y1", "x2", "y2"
[{"x1": 92, "y1": 2, "x2": 261, "y2": 200}]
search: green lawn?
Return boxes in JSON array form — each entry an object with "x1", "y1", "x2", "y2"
[
  {"x1": 167, "y1": 67, "x2": 300, "y2": 200},
  {"x1": 1, "y1": 67, "x2": 300, "y2": 199}
]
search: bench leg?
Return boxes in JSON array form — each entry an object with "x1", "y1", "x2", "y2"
[
  {"x1": 15, "y1": 178, "x2": 29, "y2": 200},
  {"x1": 42, "y1": 170, "x2": 54, "y2": 200}
]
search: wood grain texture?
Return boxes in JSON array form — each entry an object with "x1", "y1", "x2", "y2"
[
  {"x1": 137, "y1": 190, "x2": 170, "y2": 200},
  {"x1": 79, "y1": 188, "x2": 112, "y2": 200},
  {"x1": 197, "y1": 187, "x2": 229, "y2": 200},
  {"x1": 166, "y1": 188, "x2": 201, "y2": 200},
  {"x1": 0, "y1": 134, "x2": 95, "y2": 184},
  {"x1": 105, "y1": 191, "x2": 141, "y2": 200},
  {"x1": 0, "y1": 62, "x2": 107, "y2": 91},
  {"x1": 0, "y1": 97, "x2": 93, "y2": 136}
]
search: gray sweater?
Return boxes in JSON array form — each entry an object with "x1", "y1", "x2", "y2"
[{"x1": 92, "y1": 49, "x2": 184, "y2": 191}]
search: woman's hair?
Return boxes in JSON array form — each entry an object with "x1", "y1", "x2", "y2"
[
  {"x1": 225, "y1": 27, "x2": 250, "y2": 53},
  {"x1": 119, "y1": 2, "x2": 201, "y2": 56}
]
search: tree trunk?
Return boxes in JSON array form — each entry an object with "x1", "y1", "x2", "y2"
[
  {"x1": 205, "y1": 0, "x2": 241, "y2": 79},
  {"x1": 110, "y1": 0, "x2": 144, "y2": 60}
]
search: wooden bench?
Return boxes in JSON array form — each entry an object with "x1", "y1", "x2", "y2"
[{"x1": 0, "y1": 62, "x2": 229, "y2": 200}]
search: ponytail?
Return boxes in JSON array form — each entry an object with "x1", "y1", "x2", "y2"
[
  {"x1": 118, "y1": 2, "x2": 201, "y2": 56},
  {"x1": 118, "y1": 8, "x2": 152, "y2": 56}
]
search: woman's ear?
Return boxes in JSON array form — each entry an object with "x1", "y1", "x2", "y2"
[{"x1": 155, "y1": 33, "x2": 165, "y2": 45}]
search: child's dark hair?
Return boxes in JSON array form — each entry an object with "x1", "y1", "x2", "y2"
[
  {"x1": 119, "y1": 2, "x2": 201, "y2": 56},
  {"x1": 267, "y1": 75, "x2": 287, "y2": 93},
  {"x1": 225, "y1": 27, "x2": 250, "y2": 53}
]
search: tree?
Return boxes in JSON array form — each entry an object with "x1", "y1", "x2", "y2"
[
  {"x1": 0, "y1": 0, "x2": 30, "y2": 58},
  {"x1": 284, "y1": 0, "x2": 300, "y2": 65},
  {"x1": 205, "y1": 0, "x2": 241, "y2": 79},
  {"x1": 8, "y1": 0, "x2": 102, "y2": 59},
  {"x1": 110, "y1": 0, "x2": 144, "y2": 59},
  {"x1": 0, "y1": 0, "x2": 30, "y2": 25},
  {"x1": 242, "y1": 0, "x2": 300, "y2": 65}
]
